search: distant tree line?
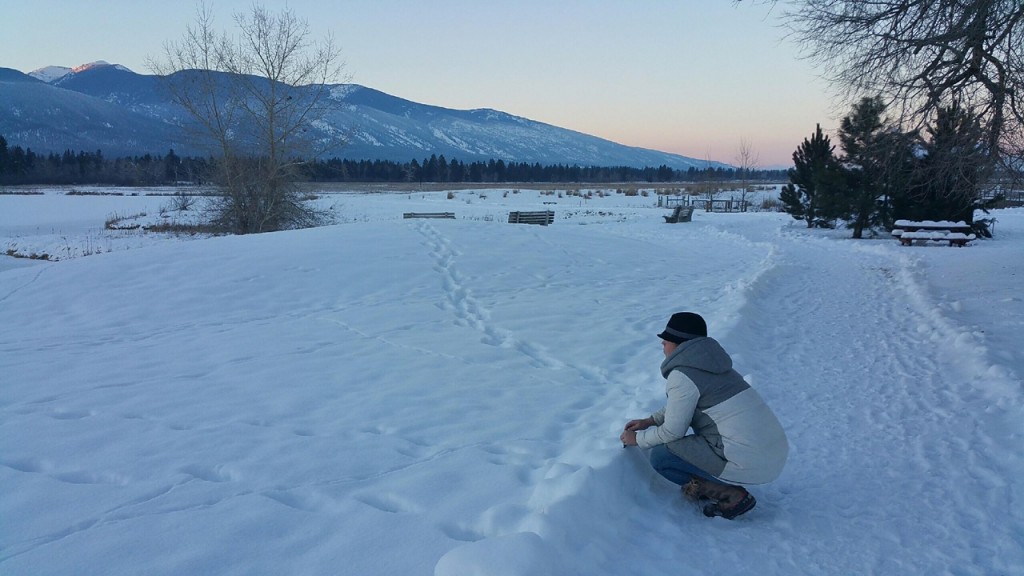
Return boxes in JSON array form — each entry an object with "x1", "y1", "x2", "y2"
[
  {"x1": 0, "y1": 138, "x2": 209, "y2": 187},
  {"x1": 0, "y1": 137, "x2": 787, "y2": 187},
  {"x1": 307, "y1": 154, "x2": 787, "y2": 184}
]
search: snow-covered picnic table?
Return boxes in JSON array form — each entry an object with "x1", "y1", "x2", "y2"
[{"x1": 891, "y1": 219, "x2": 976, "y2": 247}]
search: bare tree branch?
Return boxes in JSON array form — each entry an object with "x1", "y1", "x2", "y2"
[
  {"x1": 781, "y1": 0, "x2": 1024, "y2": 177},
  {"x1": 147, "y1": 2, "x2": 348, "y2": 233}
]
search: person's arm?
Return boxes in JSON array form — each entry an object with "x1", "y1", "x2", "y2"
[
  {"x1": 650, "y1": 407, "x2": 666, "y2": 426},
  {"x1": 623, "y1": 417, "x2": 656, "y2": 432},
  {"x1": 621, "y1": 416, "x2": 656, "y2": 445},
  {"x1": 635, "y1": 371, "x2": 698, "y2": 448}
]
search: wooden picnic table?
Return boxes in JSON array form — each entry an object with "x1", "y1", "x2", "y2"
[{"x1": 891, "y1": 220, "x2": 976, "y2": 247}]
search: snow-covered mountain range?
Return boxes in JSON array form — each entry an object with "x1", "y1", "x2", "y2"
[{"x1": 0, "y1": 62, "x2": 721, "y2": 169}]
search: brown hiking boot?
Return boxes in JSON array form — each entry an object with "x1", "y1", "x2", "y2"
[
  {"x1": 682, "y1": 478, "x2": 708, "y2": 501},
  {"x1": 703, "y1": 492, "x2": 756, "y2": 519},
  {"x1": 681, "y1": 477, "x2": 757, "y2": 519}
]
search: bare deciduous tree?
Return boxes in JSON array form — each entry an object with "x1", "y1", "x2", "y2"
[
  {"x1": 780, "y1": 0, "x2": 1024, "y2": 178},
  {"x1": 149, "y1": 2, "x2": 347, "y2": 233},
  {"x1": 735, "y1": 138, "x2": 760, "y2": 211},
  {"x1": 695, "y1": 152, "x2": 723, "y2": 211}
]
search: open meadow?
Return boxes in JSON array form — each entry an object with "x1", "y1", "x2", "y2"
[{"x1": 1, "y1": 187, "x2": 1021, "y2": 575}]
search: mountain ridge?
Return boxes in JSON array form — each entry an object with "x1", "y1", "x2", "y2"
[{"x1": 2, "y1": 62, "x2": 726, "y2": 169}]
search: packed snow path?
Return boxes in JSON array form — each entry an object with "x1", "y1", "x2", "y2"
[
  {"x1": 436, "y1": 217, "x2": 1022, "y2": 575},
  {"x1": 591, "y1": 221, "x2": 1021, "y2": 576},
  {"x1": 1, "y1": 199, "x2": 1020, "y2": 576}
]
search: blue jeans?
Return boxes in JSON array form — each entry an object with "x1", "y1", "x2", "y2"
[{"x1": 649, "y1": 444, "x2": 720, "y2": 485}]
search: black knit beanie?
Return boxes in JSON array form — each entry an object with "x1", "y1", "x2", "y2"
[{"x1": 657, "y1": 312, "x2": 708, "y2": 344}]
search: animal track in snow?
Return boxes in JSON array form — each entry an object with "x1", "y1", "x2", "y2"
[
  {"x1": 50, "y1": 470, "x2": 128, "y2": 485},
  {"x1": 1, "y1": 456, "x2": 127, "y2": 485},
  {"x1": 416, "y1": 222, "x2": 565, "y2": 370},
  {"x1": 262, "y1": 489, "x2": 341, "y2": 513},
  {"x1": 1, "y1": 457, "x2": 53, "y2": 474},
  {"x1": 179, "y1": 464, "x2": 236, "y2": 483},
  {"x1": 49, "y1": 408, "x2": 94, "y2": 420},
  {"x1": 354, "y1": 491, "x2": 422, "y2": 514},
  {"x1": 440, "y1": 522, "x2": 485, "y2": 542}
]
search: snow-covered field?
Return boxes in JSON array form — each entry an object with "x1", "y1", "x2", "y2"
[{"x1": 1, "y1": 187, "x2": 1021, "y2": 575}]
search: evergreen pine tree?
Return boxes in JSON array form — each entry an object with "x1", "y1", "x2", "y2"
[
  {"x1": 838, "y1": 97, "x2": 907, "y2": 238},
  {"x1": 779, "y1": 183, "x2": 806, "y2": 221},
  {"x1": 782, "y1": 124, "x2": 845, "y2": 228},
  {"x1": 0, "y1": 135, "x2": 8, "y2": 178},
  {"x1": 908, "y1": 105, "x2": 991, "y2": 233},
  {"x1": 836, "y1": 97, "x2": 921, "y2": 237},
  {"x1": 839, "y1": 98, "x2": 882, "y2": 237}
]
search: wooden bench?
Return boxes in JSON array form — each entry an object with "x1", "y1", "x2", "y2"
[
  {"x1": 663, "y1": 205, "x2": 694, "y2": 223},
  {"x1": 892, "y1": 220, "x2": 976, "y2": 247},
  {"x1": 403, "y1": 212, "x2": 455, "y2": 219},
  {"x1": 508, "y1": 211, "x2": 555, "y2": 225}
]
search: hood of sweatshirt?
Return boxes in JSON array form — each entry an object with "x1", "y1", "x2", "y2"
[{"x1": 660, "y1": 336, "x2": 733, "y2": 378}]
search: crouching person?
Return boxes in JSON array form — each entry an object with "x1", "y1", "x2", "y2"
[{"x1": 620, "y1": 312, "x2": 788, "y2": 519}]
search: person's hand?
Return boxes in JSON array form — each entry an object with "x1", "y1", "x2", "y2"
[
  {"x1": 620, "y1": 429, "x2": 638, "y2": 447},
  {"x1": 624, "y1": 417, "x2": 654, "y2": 432}
]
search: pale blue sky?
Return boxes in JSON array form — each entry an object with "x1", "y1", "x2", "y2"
[{"x1": 1, "y1": 0, "x2": 838, "y2": 166}]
